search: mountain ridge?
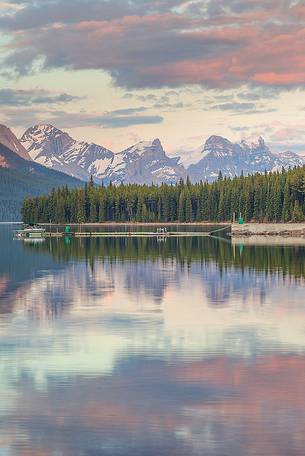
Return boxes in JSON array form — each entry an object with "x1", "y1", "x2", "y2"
[
  {"x1": 0, "y1": 122, "x2": 302, "y2": 185},
  {"x1": 20, "y1": 124, "x2": 304, "y2": 184}
]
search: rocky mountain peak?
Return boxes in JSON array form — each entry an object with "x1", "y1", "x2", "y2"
[
  {"x1": 251, "y1": 136, "x2": 269, "y2": 155},
  {"x1": 20, "y1": 124, "x2": 114, "y2": 182},
  {"x1": 105, "y1": 138, "x2": 184, "y2": 185},
  {"x1": 152, "y1": 138, "x2": 162, "y2": 147},
  {"x1": 21, "y1": 124, "x2": 73, "y2": 160},
  {"x1": 0, "y1": 124, "x2": 31, "y2": 160},
  {"x1": 22, "y1": 124, "x2": 69, "y2": 143},
  {"x1": 30, "y1": 123, "x2": 61, "y2": 134},
  {"x1": 203, "y1": 135, "x2": 239, "y2": 157},
  {"x1": 204, "y1": 135, "x2": 232, "y2": 150},
  {"x1": 126, "y1": 138, "x2": 164, "y2": 157},
  {"x1": 240, "y1": 136, "x2": 268, "y2": 152}
]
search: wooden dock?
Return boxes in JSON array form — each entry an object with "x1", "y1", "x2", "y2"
[
  {"x1": 44, "y1": 225, "x2": 231, "y2": 238},
  {"x1": 46, "y1": 231, "x2": 211, "y2": 238}
]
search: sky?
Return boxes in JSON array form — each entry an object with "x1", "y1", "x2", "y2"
[{"x1": 0, "y1": 0, "x2": 305, "y2": 158}]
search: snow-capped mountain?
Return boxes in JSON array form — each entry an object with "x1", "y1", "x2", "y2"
[
  {"x1": 18, "y1": 124, "x2": 305, "y2": 184},
  {"x1": 21, "y1": 124, "x2": 114, "y2": 183},
  {"x1": 21, "y1": 126, "x2": 186, "y2": 185},
  {"x1": 187, "y1": 135, "x2": 305, "y2": 182},
  {"x1": 107, "y1": 139, "x2": 186, "y2": 185},
  {"x1": 0, "y1": 124, "x2": 31, "y2": 161}
]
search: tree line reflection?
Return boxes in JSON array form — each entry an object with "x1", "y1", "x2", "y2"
[{"x1": 23, "y1": 236, "x2": 305, "y2": 281}]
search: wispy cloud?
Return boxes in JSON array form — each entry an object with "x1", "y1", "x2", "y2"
[
  {"x1": 0, "y1": 88, "x2": 82, "y2": 106},
  {"x1": 208, "y1": 101, "x2": 276, "y2": 115},
  {"x1": 1, "y1": 105, "x2": 163, "y2": 129}
]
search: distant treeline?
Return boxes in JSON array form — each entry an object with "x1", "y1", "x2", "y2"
[{"x1": 22, "y1": 167, "x2": 305, "y2": 224}]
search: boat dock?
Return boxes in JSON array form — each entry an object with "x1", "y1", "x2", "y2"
[
  {"x1": 46, "y1": 231, "x2": 208, "y2": 238},
  {"x1": 43, "y1": 225, "x2": 232, "y2": 238}
]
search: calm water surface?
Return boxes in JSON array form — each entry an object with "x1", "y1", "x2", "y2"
[{"x1": 0, "y1": 225, "x2": 305, "y2": 455}]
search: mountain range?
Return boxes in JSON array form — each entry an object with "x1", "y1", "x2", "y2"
[
  {"x1": 1, "y1": 122, "x2": 305, "y2": 220},
  {"x1": 19, "y1": 124, "x2": 305, "y2": 184},
  {"x1": 21, "y1": 125, "x2": 186, "y2": 185}
]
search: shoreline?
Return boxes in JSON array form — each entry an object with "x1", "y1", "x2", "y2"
[
  {"x1": 11, "y1": 221, "x2": 305, "y2": 238},
  {"x1": 232, "y1": 223, "x2": 305, "y2": 237},
  {"x1": 35, "y1": 222, "x2": 305, "y2": 239},
  {"x1": 7, "y1": 222, "x2": 305, "y2": 240},
  {"x1": 232, "y1": 236, "x2": 305, "y2": 246}
]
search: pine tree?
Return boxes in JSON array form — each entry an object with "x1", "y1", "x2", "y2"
[
  {"x1": 218, "y1": 190, "x2": 225, "y2": 221},
  {"x1": 185, "y1": 192, "x2": 192, "y2": 222},
  {"x1": 292, "y1": 200, "x2": 304, "y2": 222},
  {"x1": 178, "y1": 191, "x2": 185, "y2": 222}
]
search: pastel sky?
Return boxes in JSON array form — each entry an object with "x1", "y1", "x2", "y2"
[{"x1": 1, "y1": 0, "x2": 305, "y2": 157}]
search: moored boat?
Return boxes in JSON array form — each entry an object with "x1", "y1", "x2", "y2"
[{"x1": 14, "y1": 225, "x2": 46, "y2": 239}]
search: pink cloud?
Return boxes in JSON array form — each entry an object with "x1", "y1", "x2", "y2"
[{"x1": 4, "y1": 2, "x2": 305, "y2": 90}]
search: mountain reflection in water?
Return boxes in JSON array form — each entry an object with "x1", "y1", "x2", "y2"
[{"x1": 0, "y1": 226, "x2": 304, "y2": 456}]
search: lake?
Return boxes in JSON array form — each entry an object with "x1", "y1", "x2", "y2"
[{"x1": 0, "y1": 224, "x2": 305, "y2": 455}]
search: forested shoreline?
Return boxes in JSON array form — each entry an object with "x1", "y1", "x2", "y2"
[{"x1": 22, "y1": 167, "x2": 305, "y2": 224}]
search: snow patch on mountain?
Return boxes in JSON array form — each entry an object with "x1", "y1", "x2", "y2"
[
  {"x1": 177, "y1": 145, "x2": 208, "y2": 167},
  {"x1": 272, "y1": 150, "x2": 305, "y2": 171}
]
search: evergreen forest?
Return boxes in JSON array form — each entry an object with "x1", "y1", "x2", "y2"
[{"x1": 22, "y1": 166, "x2": 305, "y2": 224}]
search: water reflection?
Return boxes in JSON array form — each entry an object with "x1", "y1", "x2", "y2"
[
  {"x1": 23, "y1": 235, "x2": 305, "y2": 279},
  {"x1": 17, "y1": 235, "x2": 305, "y2": 313},
  {"x1": 0, "y1": 226, "x2": 305, "y2": 455},
  {"x1": 3, "y1": 355, "x2": 305, "y2": 456}
]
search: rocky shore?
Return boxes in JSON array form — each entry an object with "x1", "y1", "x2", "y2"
[{"x1": 232, "y1": 223, "x2": 305, "y2": 237}]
